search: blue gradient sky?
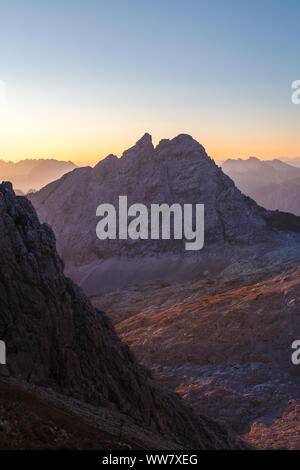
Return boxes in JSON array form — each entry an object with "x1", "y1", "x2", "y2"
[{"x1": 0, "y1": 0, "x2": 299, "y2": 164}]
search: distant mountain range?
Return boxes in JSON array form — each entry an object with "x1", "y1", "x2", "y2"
[
  {"x1": 0, "y1": 158, "x2": 77, "y2": 193},
  {"x1": 216, "y1": 156, "x2": 300, "y2": 168},
  {"x1": 221, "y1": 157, "x2": 300, "y2": 215},
  {"x1": 280, "y1": 157, "x2": 300, "y2": 168}
]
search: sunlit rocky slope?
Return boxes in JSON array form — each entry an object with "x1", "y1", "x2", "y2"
[{"x1": 94, "y1": 266, "x2": 300, "y2": 449}]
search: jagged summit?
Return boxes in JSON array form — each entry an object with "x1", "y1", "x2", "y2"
[
  {"x1": 125, "y1": 132, "x2": 205, "y2": 155},
  {"x1": 168, "y1": 133, "x2": 204, "y2": 147},
  {"x1": 137, "y1": 132, "x2": 153, "y2": 145},
  {"x1": 122, "y1": 132, "x2": 155, "y2": 162},
  {"x1": 94, "y1": 153, "x2": 118, "y2": 170},
  {"x1": 29, "y1": 135, "x2": 300, "y2": 294},
  {"x1": 93, "y1": 133, "x2": 207, "y2": 169}
]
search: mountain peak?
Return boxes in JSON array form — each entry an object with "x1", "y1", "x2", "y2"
[
  {"x1": 136, "y1": 132, "x2": 152, "y2": 146},
  {"x1": 172, "y1": 133, "x2": 196, "y2": 143},
  {"x1": 122, "y1": 133, "x2": 154, "y2": 160},
  {"x1": 0, "y1": 180, "x2": 13, "y2": 194},
  {"x1": 94, "y1": 153, "x2": 118, "y2": 170},
  {"x1": 248, "y1": 156, "x2": 260, "y2": 162},
  {"x1": 29, "y1": 133, "x2": 300, "y2": 296},
  {"x1": 155, "y1": 134, "x2": 206, "y2": 157},
  {"x1": 170, "y1": 134, "x2": 206, "y2": 153}
]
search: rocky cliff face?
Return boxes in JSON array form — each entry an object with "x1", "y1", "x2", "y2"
[
  {"x1": 0, "y1": 182, "x2": 239, "y2": 449},
  {"x1": 29, "y1": 134, "x2": 300, "y2": 294}
]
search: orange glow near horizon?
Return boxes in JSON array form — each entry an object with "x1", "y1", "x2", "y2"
[
  {"x1": 1, "y1": 1, "x2": 299, "y2": 168},
  {"x1": 1, "y1": 132, "x2": 299, "y2": 167},
  {"x1": 0, "y1": 93, "x2": 299, "y2": 166},
  {"x1": 1, "y1": 137, "x2": 300, "y2": 167},
  {"x1": 1, "y1": 124, "x2": 300, "y2": 167}
]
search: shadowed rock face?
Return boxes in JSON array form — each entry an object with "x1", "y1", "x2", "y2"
[
  {"x1": 0, "y1": 182, "x2": 240, "y2": 449},
  {"x1": 29, "y1": 134, "x2": 300, "y2": 295}
]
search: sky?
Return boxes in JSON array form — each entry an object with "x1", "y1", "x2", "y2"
[{"x1": 0, "y1": 0, "x2": 300, "y2": 165}]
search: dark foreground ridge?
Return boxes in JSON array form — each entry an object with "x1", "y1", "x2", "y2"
[{"x1": 0, "y1": 182, "x2": 242, "y2": 449}]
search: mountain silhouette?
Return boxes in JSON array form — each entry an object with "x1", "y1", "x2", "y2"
[{"x1": 30, "y1": 134, "x2": 300, "y2": 295}]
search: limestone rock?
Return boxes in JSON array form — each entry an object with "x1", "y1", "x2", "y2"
[{"x1": 29, "y1": 134, "x2": 300, "y2": 295}]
